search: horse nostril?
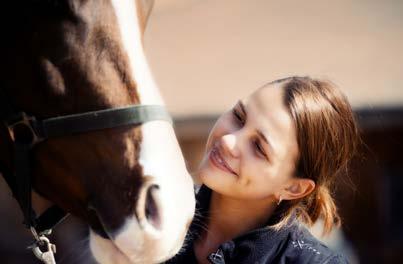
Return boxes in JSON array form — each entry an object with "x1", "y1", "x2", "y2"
[{"x1": 145, "y1": 184, "x2": 161, "y2": 230}]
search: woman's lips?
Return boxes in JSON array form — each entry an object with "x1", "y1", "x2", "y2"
[{"x1": 209, "y1": 146, "x2": 237, "y2": 176}]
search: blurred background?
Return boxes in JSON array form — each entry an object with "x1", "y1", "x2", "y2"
[{"x1": 1, "y1": 0, "x2": 402, "y2": 263}]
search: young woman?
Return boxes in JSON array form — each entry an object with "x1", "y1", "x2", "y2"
[{"x1": 167, "y1": 76, "x2": 359, "y2": 264}]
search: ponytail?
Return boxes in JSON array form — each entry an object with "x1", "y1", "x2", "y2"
[
  {"x1": 273, "y1": 185, "x2": 341, "y2": 235},
  {"x1": 304, "y1": 185, "x2": 340, "y2": 234}
]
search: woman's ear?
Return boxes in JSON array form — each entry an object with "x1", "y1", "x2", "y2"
[{"x1": 281, "y1": 178, "x2": 315, "y2": 201}]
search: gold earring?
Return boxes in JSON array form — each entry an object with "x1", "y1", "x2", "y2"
[{"x1": 277, "y1": 196, "x2": 282, "y2": 206}]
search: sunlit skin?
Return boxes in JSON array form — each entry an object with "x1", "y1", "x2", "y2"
[{"x1": 194, "y1": 82, "x2": 315, "y2": 264}]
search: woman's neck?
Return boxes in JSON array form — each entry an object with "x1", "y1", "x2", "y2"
[{"x1": 194, "y1": 190, "x2": 277, "y2": 263}]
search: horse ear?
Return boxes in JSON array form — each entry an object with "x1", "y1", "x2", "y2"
[{"x1": 137, "y1": 0, "x2": 155, "y2": 34}]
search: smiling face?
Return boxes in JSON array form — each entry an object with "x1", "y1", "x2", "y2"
[{"x1": 198, "y1": 83, "x2": 300, "y2": 201}]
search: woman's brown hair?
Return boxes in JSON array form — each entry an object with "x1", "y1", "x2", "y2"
[{"x1": 271, "y1": 76, "x2": 359, "y2": 235}]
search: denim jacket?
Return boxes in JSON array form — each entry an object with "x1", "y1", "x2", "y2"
[{"x1": 165, "y1": 186, "x2": 348, "y2": 264}]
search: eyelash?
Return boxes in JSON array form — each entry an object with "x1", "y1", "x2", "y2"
[
  {"x1": 231, "y1": 108, "x2": 267, "y2": 159},
  {"x1": 253, "y1": 140, "x2": 266, "y2": 158},
  {"x1": 232, "y1": 108, "x2": 244, "y2": 125}
]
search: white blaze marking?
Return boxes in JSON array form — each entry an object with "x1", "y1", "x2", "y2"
[
  {"x1": 90, "y1": 1, "x2": 195, "y2": 263},
  {"x1": 110, "y1": 0, "x2": 163, "y2": 105}
]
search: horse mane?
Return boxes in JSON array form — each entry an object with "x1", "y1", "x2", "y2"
[{"x1": 3, "y1": 0, "x2": 75, "y2": 23}]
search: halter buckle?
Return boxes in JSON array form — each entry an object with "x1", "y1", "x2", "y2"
[{"x1": 6, "y1": 112, "x2": 42, "y2": 146}]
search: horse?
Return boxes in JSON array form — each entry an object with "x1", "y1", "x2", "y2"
[{"x1": 0, "y1": 0, "x2": 195, "y2": 263}]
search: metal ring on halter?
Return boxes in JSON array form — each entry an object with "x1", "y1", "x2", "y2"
[
  {"x1": 32, "y1": 236, "x2": 51, "y2": 258},
  {"x1": 31, "y1": 235, "x2": 57, "y2": 264}
]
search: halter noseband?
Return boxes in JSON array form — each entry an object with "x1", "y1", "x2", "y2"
[{"x1": 0, "y1": 88, "x2": 172, "y2": 236}]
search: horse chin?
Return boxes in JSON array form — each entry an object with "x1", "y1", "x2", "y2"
[
  {"x1": 89, "y1": 230, "x2": 133, "y2": 264},
  {"x1": 89, "y1": 225, "x2": 184, "y2": 264}
]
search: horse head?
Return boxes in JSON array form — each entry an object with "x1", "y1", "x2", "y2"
[{"x1": 0, "y1": 1, "x2": 195, "y2": 263}]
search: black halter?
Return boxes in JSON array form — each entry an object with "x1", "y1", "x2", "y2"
[{"x1": 0, "y1": 88, "x2": 172, "y2": 235}]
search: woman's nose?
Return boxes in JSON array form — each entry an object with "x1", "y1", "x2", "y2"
[{"x1": 220, "y1": 133, "x2": 240, "y2": 158}]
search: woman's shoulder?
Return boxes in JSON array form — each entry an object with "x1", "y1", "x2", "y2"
[
  {"x1": 165, "y1": 222, "x2": 348, "y2": 264},
  {"x1": 273, "y1": 223, "x2": 349, "y2": 264},
  {"x1": 215, "y1": 221, "x2": 349, "y2": 264}
]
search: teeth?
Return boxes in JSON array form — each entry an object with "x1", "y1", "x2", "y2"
[
  {"x1": 212, "y1": 148, "x2": 236, "y2": 176},
  {"x1": 214, "y1": 148, "x2": 226, "y2": 167},
  {"x1": 216, "y1": 153, "x2": 224, "y2": 164}
]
